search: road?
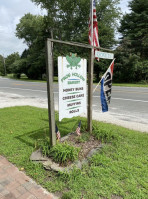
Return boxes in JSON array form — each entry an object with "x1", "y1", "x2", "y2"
[{"x1": 0, "y1": 77, "x2": 148, "y2": 132}]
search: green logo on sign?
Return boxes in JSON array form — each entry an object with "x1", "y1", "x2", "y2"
[{"x1": 66, "y1": 53, "x2": 81, "y2": 70}]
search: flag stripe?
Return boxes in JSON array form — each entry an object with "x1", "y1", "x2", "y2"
[
  {"x1": 100, "y1": 60, "x2": 115, "y2": 112},
  {"x1": 89, "y1": 0, "x2": 99, "y2": 61}
]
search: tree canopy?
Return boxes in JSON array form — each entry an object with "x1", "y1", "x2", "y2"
[
  {"x1": 114, "y1": 0, "x2": 148, "y2": 83},
  {"x1": 13, "y1": 0, "x2": 121, "y2": 80},
  {"x1": 31, "y1": 0, "x2": 120, "y2": 48},
  {"x1": 119, "y1": 0, "x2": 148, "y2": 59}
]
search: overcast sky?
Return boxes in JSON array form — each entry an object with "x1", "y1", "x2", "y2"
[{"x1": 0, "y1": 0, "x2": 130, "y2": 57}]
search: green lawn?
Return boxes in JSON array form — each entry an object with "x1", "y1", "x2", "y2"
[
  {"x1": 112, "y1": 83, "x2": 148, "y2": 87},
  {"x1": 2, "y1": 75, "x2": 148, "y2": 87},
  {"x1": 0, "y1": 106, "x2": 148, "y2": 199}
]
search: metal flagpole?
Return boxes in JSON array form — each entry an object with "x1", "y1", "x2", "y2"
[
  {"x1": 88, "y1": 0, "x2": 94, "y2": 133},
  {"x1": 93, "y1": 58, "x2": 116, "y2": 93},
  {"x1": 93, "y1": 78, "x2": 102, "y2": 93}
]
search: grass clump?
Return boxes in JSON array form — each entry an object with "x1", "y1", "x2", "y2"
[
  {"x1": 49, "y1": 142, "x2": 80, "y2": 164},
  {"x1": 76, "y1": 132, "x2": 90, "y2": 143},
  {"x1": 92, "y1": 122, "x2": 119, "y2": 143},
  {"x1": 38, "y1": 141, "x2": 80, "y2": 164},
  {"x1": 61, "y1": 191, "x2": 75, "y2": 199}
]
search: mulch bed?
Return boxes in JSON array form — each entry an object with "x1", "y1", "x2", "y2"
[{"x1": 61, "y1": 132, "x2": 101, "y2": 161}]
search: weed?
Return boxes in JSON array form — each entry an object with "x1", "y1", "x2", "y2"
[
  {"x1": 61, "y1": 191, "x2": 75, "y2": 199},
  {"x1": 35, "y1": 138, "x2": 51, "y2": 157},
  {"x1": 92, "y1": 123, "x2": 119, "y2": 143},
  {"x1": 48, "y1": 142, "x2": 80, "y2": 164},
  {"x1": 76, "y1": 132, "x2": 90, "y2": 143}
]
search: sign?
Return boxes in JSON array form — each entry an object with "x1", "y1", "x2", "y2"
[
  {"x1": 58, "y1": 54, "x2": 87, "y2": 121},
  {"x1": 95, "y1": 51, "x2": 114, "y2": 59}
]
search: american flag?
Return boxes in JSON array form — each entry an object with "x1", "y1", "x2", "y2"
[
  {"x1": 89, "y1": 0, "x2": 100, "y2": 59},
  {"x1": 76, "y1": 121, "x2": 81, "y2": 136},
  {"x1": 55, "y1": 124, "x2": 61, "y2": 141}
]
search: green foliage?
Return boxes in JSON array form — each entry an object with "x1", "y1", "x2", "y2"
[
  {"x1": 5, "y1": 52, "x2": 20, "y2": 74},
  {"x1": 36, "y1": 136, "x2": 81, "y2": 164},
  {"x1": 115, "y1": 0, "x2": 148, "y2": 82},
  {"x1": 36, "y1": 137, "x2": 51, "y2": 157},
  {"x1": 16, "y1": 13, "x2": 45, "y2": 46},
  {"x1": 90, "y1": 153, "x2": 111, "y2": 167},
  {"x1": 15, "y1": 14, "x2": 46, "y2": 79},
  {"x1": 119, "y1": 0, "x2": 148, "y2": 59},
  {"x1": 0, "y1": 106, "x2": 148, "y2": 198},
  {"x1": 61, "y1": 191, "x2": 75, "y2": 199},
  {"x1": 14, "y1": 0, "x2": 121, "y2": 80},
  {"x1": 92, "y1": 122, "x2": 119, "y2": 143},
  {"x1": 0, "y1": 54, "x2": 4, "y2": 75},
  {"x1": 48, "y1": 142, "x2": 80, "y2": 164},
  {"x1": 76, "y1": 132, "x2": 90, "y2": 143}
]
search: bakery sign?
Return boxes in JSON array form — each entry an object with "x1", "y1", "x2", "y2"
[{"x1": 58, "y1": 54, "x2": 87, "y2": 121}]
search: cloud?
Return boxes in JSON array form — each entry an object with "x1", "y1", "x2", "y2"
[
  {"x1": 0, "y1": 0, "x2": 46, "y2": 57},
  {"x1": 0, "y1": 0, "x2": 130, "y2": 57}
]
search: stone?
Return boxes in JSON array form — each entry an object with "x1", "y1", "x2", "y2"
[
  {"x1": 30, "y1": 149, "x2": 49, "y2": 161},
  {"x1": 87, "y1": 144, "x2": 103, "y2": 158}
]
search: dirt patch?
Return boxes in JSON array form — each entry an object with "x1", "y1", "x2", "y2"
[{"x1": 62, "y1": 132, "x2": 101, "y2": 161}]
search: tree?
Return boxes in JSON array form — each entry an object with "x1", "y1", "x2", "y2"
[
  {"x1": 5, "y1": 52, "x2": 20, "y2": 74},
  {"x1": 15, "y1": 14, "x2": 46, "y2": 79},
  {"x1": 119, "y1": 0, "x2": 148, "y2": 59},
  {"x1": 0, "y1": 55, "x2": 5, "y2": 76},
  {"x1": 31, "y1": 0, "x2": 120, "y2": 80},
  {"x1": 15, "y1": 1, "x2": 121, "y2": 80},
  {"x1": 16, "y1": 13, "x2": 45, "y2": 47},
  {"x1": 31, "y1": 0, "x2": 120, "y2": 47},
  {"x1": 114, "y1": 0, "x2": 148, "y2": 82}
]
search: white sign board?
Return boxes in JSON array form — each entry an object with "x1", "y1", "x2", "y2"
[
  {"x1": 95, "y1": 51, "x2": 114, "y2": 59},
  {"x1": 58, "y1": 55, "x2": 87, "y2": 121}
]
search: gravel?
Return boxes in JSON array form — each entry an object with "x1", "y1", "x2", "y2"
[{"x1": 0, "y1": 91, "x2": 147, "y2": 133}]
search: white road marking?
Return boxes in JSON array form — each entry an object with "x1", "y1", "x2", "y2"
[
  {"x1": 0, "y1": 86, "x2": 148, "y2": 103},
  {"x1": 93, "y1": 95, "x2": 148, "y2": 103},
  {"x1": 0, "y1": 86, "x2": 47, "y2": 92}
]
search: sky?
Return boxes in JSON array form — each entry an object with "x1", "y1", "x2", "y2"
[{"x1": 0, "y1": 0, "x2": 130, "y2": 57}]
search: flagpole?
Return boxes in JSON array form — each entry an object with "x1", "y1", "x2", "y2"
[
  {"x1": 93, "y1": 78, "x2": 102, "y2": 93},
  {"x1": 88, "y1": 0, "x2": 94, "y2": 133},
  {"x1": 93, "y1": 58, "x2": 115, "y2": 93}
]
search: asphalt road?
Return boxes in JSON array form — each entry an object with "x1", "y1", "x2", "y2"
[{"x1": 0, "y1": 77, "x2": 148, "y2": 132}]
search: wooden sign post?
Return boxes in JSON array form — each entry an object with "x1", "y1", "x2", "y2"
[
  {"x1": 46, "y1": 38, "x2": 113, "y2": 146},
  {"x1": 46, "y1": 40, "x2": 56, "y2": 146}
]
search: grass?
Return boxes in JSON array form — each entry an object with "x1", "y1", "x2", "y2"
[
  {"x1": 0, "y1": 106, "x2": 148, "y2": 199},
  {"x1": 112, "y1": 83, "x2": 148, "y2": 87},
  {"x1": 2, "y1": 74, "x2": 148, "y2": 87}
]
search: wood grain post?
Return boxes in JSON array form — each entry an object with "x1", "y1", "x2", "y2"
[{"x1": 46, "y1": 39, "x2": 56, "y2": 146}]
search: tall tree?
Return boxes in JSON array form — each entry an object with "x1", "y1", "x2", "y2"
[
  {"x1": 119, "y1": 0, "x2": 148, "y2": 59},
  {"x1": 5, "y1": 52, "x2": 20, "y2": 74},
  {"x1": 30, "y1": 0, "x2": 120, "y2": 81},
  {"x1": 15, "y1": 1, "x2": 120, "y2": 80},
  {"x1": 0, "y1": 55, "x2": 5, "y2": 76},
  {"x1": 15, "y1": 14, "x2": 46, "y2": 79},
  {"x1": 114, "y1": 0, "x2": 148, "y2": 82},
  {"x1": 31, "y1": 0, "x2": 120, "y2": 48}
]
